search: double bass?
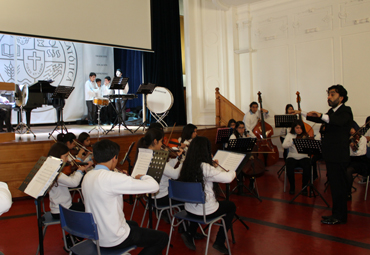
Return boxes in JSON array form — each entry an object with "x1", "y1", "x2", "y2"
[
  {"x1": 296, "y1": 91, "x2": 314, "y2": 137},
  {"x1": 252, "y1": 92, "x2": 279, "y2": 167}
]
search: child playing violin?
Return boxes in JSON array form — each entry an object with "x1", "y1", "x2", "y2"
[
  {"x1": 47, "y1": 142, "x2": 92, "y2": 219},
  {"x1": 76, "y1": 132, "x2": 93, "y2": 163}
]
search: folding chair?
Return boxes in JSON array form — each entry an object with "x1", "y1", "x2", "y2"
[
  {"x1": 35, "y1": 198, "x2": 66, "y2": 255},
  {"x1": 166, "y1": 180, "x2": 231, "y2": 255},
  {"x1": 59, "y1": 205, "x2": 136, "y2": 255}
]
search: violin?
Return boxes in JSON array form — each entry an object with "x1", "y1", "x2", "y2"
[
  {"x1": 296, "y1": 92, "x2": 314, "y2": 138},
  {"x1": 161, "y1": 144, "x2": 184, "y2": 169}
]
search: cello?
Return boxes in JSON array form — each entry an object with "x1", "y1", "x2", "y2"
[
  {"x1": 252, "y1": 91, "x2": 279, "y2": 167},
  {"x1": 296, "y1": 91, "x2": 314, "y2": 138}
]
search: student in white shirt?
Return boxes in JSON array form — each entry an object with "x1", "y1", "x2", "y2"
[
  {"x1": 282, "y1": 120, "x2": 311, "y2": 195},
  {"x1": 85, "y1": 72, "x2": 99, "y2": 125},
  {"x1": 229, "y1": 121, "x2": 250, "y2": 140},
  {"x1": 346, "y1": 122, "x2": 369, "y2": 200},
  {"x1": 47, "y1": 142, "x2": 92, "y2": 219},
  {"x1": 0, "y1": 182, "x2": 12, "y2": 216},
  {"x1": 136, "y1": 128, "x2": 182, "y2": 207},
  {"x1": 227, "y1": 119, "x2": 236, "y2": 129},
  {"x1": 100, "y1": 76, "x2": 114, "y2": 124},
  {"x1": 178, "y1": 123, "x2": 197, "y2": 150},
  {"x1": 243, "y1": 101, "x2": 269, "y2": 138},
  {"x1": 178, "y1": 136, "x2": 236, "y2": 254},
  {"x1": 82, "y1": 139, "x2": 168, "y2": 254}
]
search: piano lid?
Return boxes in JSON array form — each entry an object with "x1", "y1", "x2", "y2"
[{"x1": 28, "y1": 80, "x2": 56, "y2": 93}]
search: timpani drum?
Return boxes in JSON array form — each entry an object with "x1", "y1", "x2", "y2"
[
  {"x1": 93, "y1": 97, "x2": 109, "y2": 107},
  {"x1": 147, "y1": 87, "x2": 174, "y2": 114}
]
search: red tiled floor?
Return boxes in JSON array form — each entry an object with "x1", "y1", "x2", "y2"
[{"x1": 1, "y1": 160, "x2": 370, "y2": 255}]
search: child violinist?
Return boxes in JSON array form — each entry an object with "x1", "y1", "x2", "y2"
[
  {"x1": 178, "y1": 136, "x2": 236, "y2": 254},
  {"x1": 76, "y1": 132, "x2": 93, "y2": 163},
  {"x1": 47, "y1": 142, "x2": 92, "y2": 219},
  {"x1": 136, "y1": 128, "x2": 183, "y2": 207},
  {"x1": 282, "y1": 120, "x2": 311, "y2": 195},
  {"x1": 178, "y1": 124, "x2": 197, "y2": 150}
]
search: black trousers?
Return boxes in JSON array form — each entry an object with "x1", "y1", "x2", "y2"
[
  {"x1": 110, "y1": 220, "x2": 168, "y2": 255},
  {"x1": 187, "y1": 200, "x2": 236, "y2": 244},
  {"x1": 286, "y1": 157, "x2": 311, "y2": 191},
  {"x1": 326, "y1": 161, "x2": 348, "y2": 221},
  {"x1": 86, "y1": 101, "x2": 96, "y2": 124}
]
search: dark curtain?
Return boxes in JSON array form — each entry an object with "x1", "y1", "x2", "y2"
[
  {"x1": 114, "y1": 49, "x2": 143, "y2": 109},
  {"x1": 143, "y1": 0, "x2": 186, "y2": 125}
]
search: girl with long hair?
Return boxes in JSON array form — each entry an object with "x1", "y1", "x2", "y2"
[
  {"x1": 230, "y1": 121, "x2": 249, "y2": 139},
  {"x1": 178, "y1": 124, "x2": 197, "y2": 149},
  {"x1": 178, "y1": 136, "x2": 236, "y2": 254},
  {"x1": 282, "y1": 120, "x2": 311, "y2": 195}
]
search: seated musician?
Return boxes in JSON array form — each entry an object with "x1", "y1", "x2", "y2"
[
  {"x1": 0, "y1": 95, "x2": 12, "y2": 132},
  {"x1": 137, "y1": 128, "x2": 182, "y2": 208},
  {"x1": 346, "y1": 122, "x2": 369, "y2": 200},
  {"x1": 229, "y1": 121, "x2": 250, "y2": 139},
  {"x1": 57, "y1": 133, "x2": 86, "y2": 161},
  {"x1": 47, "y1": 142, "x2": 92, "y2": 219},
  {"x1": 227, "y1": 119, "x2": 236, "y2": 129},
  {"x1": 243, "y1": 101, "x2": 269, "y2": 138},
  {"x1": 0, "y1": 181, "x2": 12, "y2": 216},
  {"x1": 76, "y1": 132, "x2": 93, "y2": 163},
  {"x1": 280, "y1": 104, "x2": 295, "y2": 161},
  {"x1": 178, "y1": 136, "x2": 236, "y2": 254},
  {"x1": 81, "y1": 139, "x2": 168, "y2": 254},
  {"x1": 178, "y1": 123, "x2": 197, "y2": 150},
  {"x1": 282, "y1": 120, "x2": 311, "y2": 195}
]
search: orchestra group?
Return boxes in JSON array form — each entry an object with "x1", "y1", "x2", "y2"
[{"x1": 1, "y1": 83, "x2": 370, "y2": 255}]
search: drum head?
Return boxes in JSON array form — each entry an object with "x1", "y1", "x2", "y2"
[{"x1": 147, "y1": 87, "x2": 174, "y2": 114}]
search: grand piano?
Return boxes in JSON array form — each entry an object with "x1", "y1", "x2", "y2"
[{"x1": 20, "y1": 80, "x2": 58, "y2": 128}]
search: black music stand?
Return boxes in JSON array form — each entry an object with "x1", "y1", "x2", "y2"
[
  {"x1": 215, "y1": 128, "x2": 233, "y2": 148},
  {"x1": 106, "y1": 77, "x2": 132, "y2": 134},
  {"x1": 19, "y1": 156, "x2": 65, "y2": 255},
  {"x1": 133, "y1": 83, "x2": 156, "y2": 133},
  {"x1": 290, "y1": 139, "x2": 330, "y2": 207},
  {"x1": 226, "y1": 138, "x2": 261, "y2": 201},
  {"x1": 48, "y1": 86, "x2": 75, "y2": 139},
  {"x1": 146, "y1": 150, "x2": 169, "y2": 229},
  {"x1": 275, "y1": 114, "x2": 298, "y2": 177}
]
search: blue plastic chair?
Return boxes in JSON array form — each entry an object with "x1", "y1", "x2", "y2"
[
  {"x1": 59, "y1": 205, "x2": 136, "y2": 255},
  {"x1": 166, "y1": 180, "x2": 231, "y2": 255}
]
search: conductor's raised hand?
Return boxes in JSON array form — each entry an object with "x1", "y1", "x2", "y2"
[{"x1": 307, "y1": 111, "x2": 322, "y2": 118}]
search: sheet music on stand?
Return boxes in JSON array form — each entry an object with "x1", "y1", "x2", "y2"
[
  {"x1": 227, "y1": 138, "x2": 257, "y2": 153},
  {"x1": 51, "y1": 86, "x2": 75, "y2": 99},
  {"x1": 275, "y1": 114, "x2": 298, "y2": 128},
  {"x1": 293, "y1": 138, "x2": 322, "y2": 156},
  {"x1": 19, "y1": 156, "x2": 65, "y2": 198},
  {"x1": 109, "y1": 77, "x2": 129, "y2": 90},
  {"x1": 131, "y1": 148, "x2": 169, "y2": 183},
  {"x1": 213, "y1": 150, "x2": 246, "y2": 172},
  {"x1": 215, "y1": 128, "x2": 233, "y2": 144}
]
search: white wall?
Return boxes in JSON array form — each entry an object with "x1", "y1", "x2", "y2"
[{"x1": 184, "y1": 0, "x2": 370, "y2": 128}]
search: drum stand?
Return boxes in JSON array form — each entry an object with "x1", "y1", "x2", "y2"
[
  {"x1": 15, "y1": 105, "x2": 36, "y2": 138},
  {"x1": 89, "y1": 105, "x2": 108, "y2": 137},
  {"x1": 149, "y1": 110, "x2": 169, "y2": 128}
]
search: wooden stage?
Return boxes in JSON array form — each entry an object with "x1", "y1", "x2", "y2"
[{"x1": 0, "y1": 123, "x2": 220, "y2": 198}]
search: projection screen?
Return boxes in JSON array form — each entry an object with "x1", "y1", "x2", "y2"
[{"x1": 0, "y1": 0, "x2": 152, "y2": 51}]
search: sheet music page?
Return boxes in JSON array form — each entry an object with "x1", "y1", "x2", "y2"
[
  {"x1": 24, "y1": 156, "x2": 63, "y2": 198},
  {"x1": 131, "y1": 148, "x2": 153, "y2": 177},
  {"x1": 213, "y1": 150, "x2": 245, "y2": 172}
]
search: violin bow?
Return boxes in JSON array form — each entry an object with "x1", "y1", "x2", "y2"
[{"x1": 166, "y1": 122, "x2": 176, "y2": 146}]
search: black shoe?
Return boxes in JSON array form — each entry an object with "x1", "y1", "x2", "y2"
[
  {"x1": 321, "y1": 216, "x2": 346, "y2": 225},
  {"x1": 321, "y1": 215, "x2": 332, "y2": 220},
  {"x1": 194, "y1": 232, "x2": 206, "y2": 240},
  {"x1": 212, "y1": 242, "x2": 229, "y2": 254},
  {"x1": 181, "y1": 232, "x2": 195, "y2": 250}
]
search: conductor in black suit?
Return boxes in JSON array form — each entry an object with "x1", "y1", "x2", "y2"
[{"x1": 296, "y1": 84, "x2": 353, "y2": 224}]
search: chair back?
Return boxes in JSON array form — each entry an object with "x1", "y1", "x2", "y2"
[
  {"x1": 59, "y1": 205, "x2": 99, "y2": 240},
  {"x1": 168, "y1": 179, "x2": 205, "y2": 204}
]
